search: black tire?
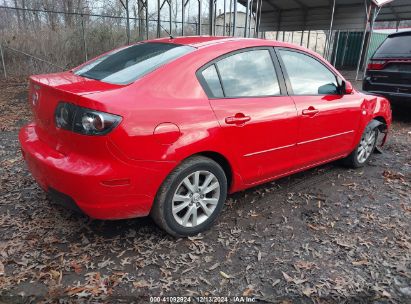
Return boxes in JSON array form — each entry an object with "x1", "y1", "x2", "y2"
[
  {"x1": 342, "y1": 121, "x2": 379, "y2": 168},
  {"x1": 150, "y1": 156, "x2": 227, "y2": 237}
]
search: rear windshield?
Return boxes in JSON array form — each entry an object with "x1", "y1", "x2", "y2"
[
  {"x1": 73, "y1": 42, "x2": 195, "y2": 85},
  {"x1": 374, "y1": 34, "x2": 411, "y2": 58}
]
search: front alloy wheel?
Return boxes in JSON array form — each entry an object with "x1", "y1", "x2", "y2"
[
  {"x1": 357, "y1": 127, "x2": 377, "y2": 164},
  {"x1": 342, "y1": 120, "x2": 379, "y2": 168}
]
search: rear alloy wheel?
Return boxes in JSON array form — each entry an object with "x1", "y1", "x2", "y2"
[
  {"x1": 342, "y1": 121, "x2": 379, "y2": 168},
  {"x1": 172, "y1": 171, "x2": 220, "y2": 228},
  {"x1": 151, "y1": 156, "x2": 227, "y2": 237}
]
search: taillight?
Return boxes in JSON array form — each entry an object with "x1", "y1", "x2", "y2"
[
  {"x1": 55, "y1": 102, "x2": 121, "y2": 136},
  {"x1": 367, "y1": 60, "x2": 386, "y2": 70}
]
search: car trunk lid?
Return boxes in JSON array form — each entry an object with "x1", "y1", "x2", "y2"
[{"x1": 29, "y1": 72, "x2": 121, "y2": 155}]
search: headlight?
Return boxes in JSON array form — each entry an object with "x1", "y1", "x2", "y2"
[{"x1": 55, "y1": 102, "x2": 121, "y2": 135}]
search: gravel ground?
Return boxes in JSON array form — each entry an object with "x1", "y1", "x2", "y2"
[{"x1": 0, "y1": 77, "x2": 410, "y2": 303}]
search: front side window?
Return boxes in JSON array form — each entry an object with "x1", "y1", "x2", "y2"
[
  {"x1": 279, "y1": 50, "x2": 339, "y2": 95},
  {"x1": 214, "y1": 49, "x2": 281, "y2": 97},
  {"x1": 74, "y1": 42, "x2": 195, "y2": 85}
]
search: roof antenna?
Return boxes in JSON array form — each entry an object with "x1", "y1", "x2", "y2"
[{"x1": 160, "y1": 24, "x2": 174, "y2": 39}]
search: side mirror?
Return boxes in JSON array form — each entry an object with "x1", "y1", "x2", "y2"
[{"x1": 342, "y1": 80, "x2": 354, "y2": 94}]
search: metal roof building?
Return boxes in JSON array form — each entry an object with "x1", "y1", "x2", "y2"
[{"x1": 238, "y1": 0, "x2": 411, "y2": 32}]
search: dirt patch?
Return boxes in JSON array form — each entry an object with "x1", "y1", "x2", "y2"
[{"x1": 0, "y1": 78, "x2": 410, "y2": 303}]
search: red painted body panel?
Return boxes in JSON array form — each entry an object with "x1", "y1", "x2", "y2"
[{"x1": 19, "y1": 37, "x2": 392, "y2": 220}]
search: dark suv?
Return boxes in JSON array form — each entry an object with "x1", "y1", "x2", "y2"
[{"x1": 363, "y1": 31, "x2": 411, "y2": 105}]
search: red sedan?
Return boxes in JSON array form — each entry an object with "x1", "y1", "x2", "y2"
[{"x1": 19, "y1": 37, "x2": 392, "y2": 236}]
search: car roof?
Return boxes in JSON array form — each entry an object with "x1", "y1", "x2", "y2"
[
  {"x1": 148, "y1": 36, "x2": 329, "y2": 63},
  {"x1": 145, "y1": 35, "x2": 337, "y2": 72},
  {"x1": 148, "y1": 36, "x2": 280, "y2": 48},
  {"x1": 151, "y1": 36, "x2": 232, "y2": 47}
]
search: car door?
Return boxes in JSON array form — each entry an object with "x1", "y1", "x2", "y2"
[
  {"x1": 198, "y1": 48, "x2": 299, "y2": 184},
  {"x1": 276, "y1": 48, "x2": 362, "y2": 168}
]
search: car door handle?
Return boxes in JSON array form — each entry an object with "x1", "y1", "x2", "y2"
[
  {"x1": 225, "y1": 114, "x2": 251, "y2": 125},
  {"x1": 302, "y1": 107, "x2": 319, "y2": 116}
]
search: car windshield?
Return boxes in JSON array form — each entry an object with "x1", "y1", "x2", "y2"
[
  {"x1": 74, "y1": 42, "x2": 195, "y2": 85},
  {"x1": 374, "y1": 34, "x2": 411, "y2": 58}
]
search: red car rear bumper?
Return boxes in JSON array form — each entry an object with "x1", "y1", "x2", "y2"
[{"x1": 19, "y1": 124, "x2": 173, "y2": 220}]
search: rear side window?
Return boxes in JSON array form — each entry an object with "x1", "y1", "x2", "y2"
[
  {"x1": 374, "y1": 34, "x2": 411, "y2": 57},
  {"x1": 279, "y1": 50, "x2": 339, "y2": 95},
  {"x1": 201, "y1": 65, "x2": 224, "y2": 98},
  {"x1": 216, "y1": 49, "x2": 281, "y2": 97},
  {"x1": 74, "y1": 42, "x2": 195, "y2": 85}
]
